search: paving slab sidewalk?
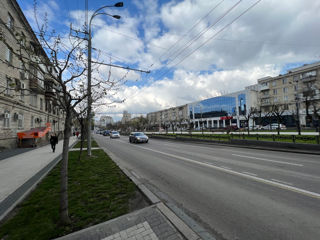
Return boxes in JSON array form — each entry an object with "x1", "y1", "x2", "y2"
[
  {"x1": 56, "y1": 203, "x2": 190, "y2": 240},
  {"x1": 0, "y1": 137, "x2": 78, "y2": 221}
]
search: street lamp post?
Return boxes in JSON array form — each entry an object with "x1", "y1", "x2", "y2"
[{"x1": 87, "y1": 2, "x2": 123, "y2": 156}]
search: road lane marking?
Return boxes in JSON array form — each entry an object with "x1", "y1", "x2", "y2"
[
  {"x1": 242, "y1": 172, "x2": 257, "y2": 176},
  {"x1": 136, "y1": 145, "x2": 320, "y2": 199},
  {"x1": 220, "y1": 166, "x2": 231, "y2": 170},
  {"x1": 231, "y1": 154, "x2": 303, "y2": 167},
  {"x1": 271, "y1": 179, "x2": 293, "y2": 186}
]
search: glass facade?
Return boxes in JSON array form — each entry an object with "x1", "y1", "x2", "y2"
[{"x1": 189, "y1": 94, "x2": 247, "y2": 120}]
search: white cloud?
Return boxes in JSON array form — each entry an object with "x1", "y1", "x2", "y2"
[
  {"x1": 21, "y1": 0, "x2": 320, "y2": 122},
  {"x1": 98, "y1": 65, "x2": 280, "y2": 121}
]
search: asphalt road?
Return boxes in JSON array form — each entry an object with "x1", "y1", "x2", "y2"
[{"x1": 94, "y1": 134, "x2": 320, "y2": 240}]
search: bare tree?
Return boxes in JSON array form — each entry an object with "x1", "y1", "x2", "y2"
[
  {"x1": 1, "y1": 8, "x2": 128, "y2": 224},
  {"x1": 243, "y1": 107, "x2": 257, "y2": 134},
  {"x1": 270, "y1": 103, "x2": 286, "y2": 135}
]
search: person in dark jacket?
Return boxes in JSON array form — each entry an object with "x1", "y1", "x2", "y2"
[{"x1": 50, "y1": 133, "x2": 58, "y2": 152}]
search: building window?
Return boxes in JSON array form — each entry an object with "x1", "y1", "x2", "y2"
[
  {"x1": 301, "y1": 70, "x2": 316, "y2": 79},
  {"x1": 273, "y1": 89, "x2": 278, "y2": 95},
  {"x1": 30, "y1": 94, "x2": 37, "y2": 107},
  {"x1": 40, "y1": 98, "x2": 43, "y2": 110},
  {"x1": 282, "y1": 78, "x2": 288, "y2": 84},
  {"x1": 274, "y1": 97, "x2": 278, "y2": 103},
  {"x1": 20, "y1": 82, "x2": 25, "y2": 101},
  {"x1": 7, "y1": 13, "x2": 14, "y2": 30},
  {"x1": 18, "y1": 113, "x2": 23, "y2": 128},
  {"x1": 272, "y1": 81, "x2": 276, "y2": 87},
  {"x1": 294, "y1": 85, "x2": 298, "y2": 91},
  {"x1": 6, "y1": 77, "x2": 13, "y2": 95},
  {"x1": 31, "y1": 116, "x2": 34, "y2": 128},
  {"x1": 283, "y1": 87, "x2": 288, "y2": 93},
  {"x1": 6, "y1": 47, "x2": 13, "y2": 65},
  {"x1": 293, "y1": 75, "x2": 299, "y2": 81},
  {"x1": 4, "y1": 111, "x2": 10, "y2": 128},
  {"x1": 284, "y1": 95, "x2": 288, "y2": 101}
]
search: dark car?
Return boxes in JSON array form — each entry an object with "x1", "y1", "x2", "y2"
[
  {"x1": 103, "y1": 130, "x2": 110, "y2": 136},
  {"x1": 129, "y1": 132, "x2": 149, "y2": 143}
]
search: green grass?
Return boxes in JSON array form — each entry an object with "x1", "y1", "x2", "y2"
[
  {"x1": 0, "y1": 149, "x2": 138, "y2": 240},
  {"x1": 152, "y1": 133, "x2": 319, "y2": 144},
  {"x1": 73, "y1": 140, "x2": 99, "y2": 148}
]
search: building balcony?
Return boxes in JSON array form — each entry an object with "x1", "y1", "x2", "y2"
[
  {"x1": 29, "y1": 78, "x2": 44, "y2": 93},
  {"x1": 259, "y1": 85, "x2": 269, "y2": 91},
  {"x1": 301, "y1": 75, "x2": 317, "y2": 82},
  {"x1": 45, "y1": 89, "x2": 56, "y2": 100}
]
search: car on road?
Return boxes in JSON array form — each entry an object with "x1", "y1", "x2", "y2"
[
  {"x1": 129, "y1": 132, "x2": 149, "y2": 143},
  {"x1": 103, "y1": 130, "x2": 111, "y2": 136},
  {"x1": 110, "y1": 131, "x2": 120, "y2": 139}
]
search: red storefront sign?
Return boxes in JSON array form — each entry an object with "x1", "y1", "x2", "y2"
[{"x1": 220, "y1": 116, "x2": 233, "y2": 120}]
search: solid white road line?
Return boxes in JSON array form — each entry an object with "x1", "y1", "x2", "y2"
[
  {"x1": 135, "y1": 145, "x2": 320, "y2": 199},
  {"x1": 271, "y1": 179, "x2": 293, "y2": 186},
  {"x1": 242, "y1": 172, "x2": 257, "y2": 177},
  {"x1": 220, "y1": 166, "x2": 232, "y2": 170},
  {"x1": 232, "y1": 154, "x2": 303, "y2": 167}
]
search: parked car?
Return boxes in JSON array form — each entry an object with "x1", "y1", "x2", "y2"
[
  {"x1": 129, "y1": 132, "x2": 149, "y2": 143},
  {"x1": 110, "y1": 131, "x2": 120, "y2": 138},
  {"x1": 103, "y1": 130, "x2": 111, "y2": 136}
]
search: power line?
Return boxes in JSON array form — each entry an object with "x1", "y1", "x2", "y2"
[
  {"x1": 156, "y1": 0, "x2": 263, "y2": 81},
  {"x1": 162, "y1": 0, "x2": 242, "y2": 70},
  {"x1": 157, "y1": 0, "x2": 225, "y2": 63},
  {"x1": 151, "y1": 0, "x2": 242, "y2": 78},
  {"x1": 91, "y1": 60, "x2": 150, "y2": 73}
]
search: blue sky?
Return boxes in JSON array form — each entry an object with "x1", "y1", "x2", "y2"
[{"x1": 17, "y1": 0, "x2": 320, "y2": 121}]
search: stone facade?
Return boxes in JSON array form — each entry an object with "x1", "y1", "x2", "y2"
[
  {"x1": 258, "y1": 62, "x2": 320, "y2": 126},
  {"x1": 147, "y1": 105, "x2": 189, "y2": 131},
  {"x1": 0, "y1": 0, "x2": 64, "y2": 149}
]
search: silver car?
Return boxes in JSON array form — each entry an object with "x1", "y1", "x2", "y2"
[
  {"x1": 110, "y1": 131, "x2": 120, "y2": 138},
  {"x1": 129, "y1": 132, "x2": 149, "y2": 143}
]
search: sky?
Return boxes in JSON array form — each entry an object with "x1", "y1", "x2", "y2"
[{"x1": 17, "y1": 0, "x2": 320, "y2": 121}]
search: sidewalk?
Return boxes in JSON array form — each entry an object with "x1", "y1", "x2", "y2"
[
  {"x1": 0, "y1": 138, "x2": 208, "y2": 240},
  {"x1": 0, "y1": 137, "x2": 78, "y2": 221},
  {"x1": 56, "y1": 203, "x2": 189, "y2": 240}
]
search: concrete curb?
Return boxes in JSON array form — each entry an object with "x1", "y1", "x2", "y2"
[
  {"x1": 101, "y1": 147, "x2": 204, "y2": 240},
  {"x1": 150, "y1": 135, "x2": 320, "y2": 155},
  {"x1": 0, "y1": 139, "x2": 78, "y2": 222}
]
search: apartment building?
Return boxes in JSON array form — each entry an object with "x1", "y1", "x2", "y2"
[
  {"x1": 0, "y1": 0, "x2": 64, "y2": 149},
  {"x1": 147, "y1": 104, "x2": 189, "y2": 131},
  {"x1": 258, "y1": 62, "x2": 320, "y2": 127},
  {"x1": 121, "y1": 110, "x2": 131, "y2": 124},
  {"x1": 99, "y1": 115, "x2": 114, "y2": 127}
]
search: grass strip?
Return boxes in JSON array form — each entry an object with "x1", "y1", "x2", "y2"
[
  {"x1": 0, "y1": 149, "x2": 138, "y2": 240},
  {"x1": 73, "y1": 140, "x2": 99, "y2": 148}
]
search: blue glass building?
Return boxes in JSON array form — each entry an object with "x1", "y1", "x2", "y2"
[{"x1": 188, "y1": 89, "x2": 256, "y2": 129}]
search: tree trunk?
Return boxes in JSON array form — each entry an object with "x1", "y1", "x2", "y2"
[{"x1": 60, "y1": 110, "x2": 72, "y2": 224}]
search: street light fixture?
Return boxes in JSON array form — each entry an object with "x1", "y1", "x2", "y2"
[{"x1": 87, "y1": 2, "x2": 123, "y2": 156}]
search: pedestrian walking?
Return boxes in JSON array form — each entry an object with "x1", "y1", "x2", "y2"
[
  {"x1": 50, "y1": 133, "x2": 58, "y2": 153},
  {"x1": 76, "y1": 131, "x2": 79, "y2": 138}
]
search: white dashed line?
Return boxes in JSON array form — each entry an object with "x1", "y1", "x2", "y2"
[{"x1": 135, "y1": 145, "x2": 320, "y2": 199}]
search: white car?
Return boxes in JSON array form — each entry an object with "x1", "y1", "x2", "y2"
[{"x1": 110, "y1": 131, "x2": 120, "y2": 138}]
